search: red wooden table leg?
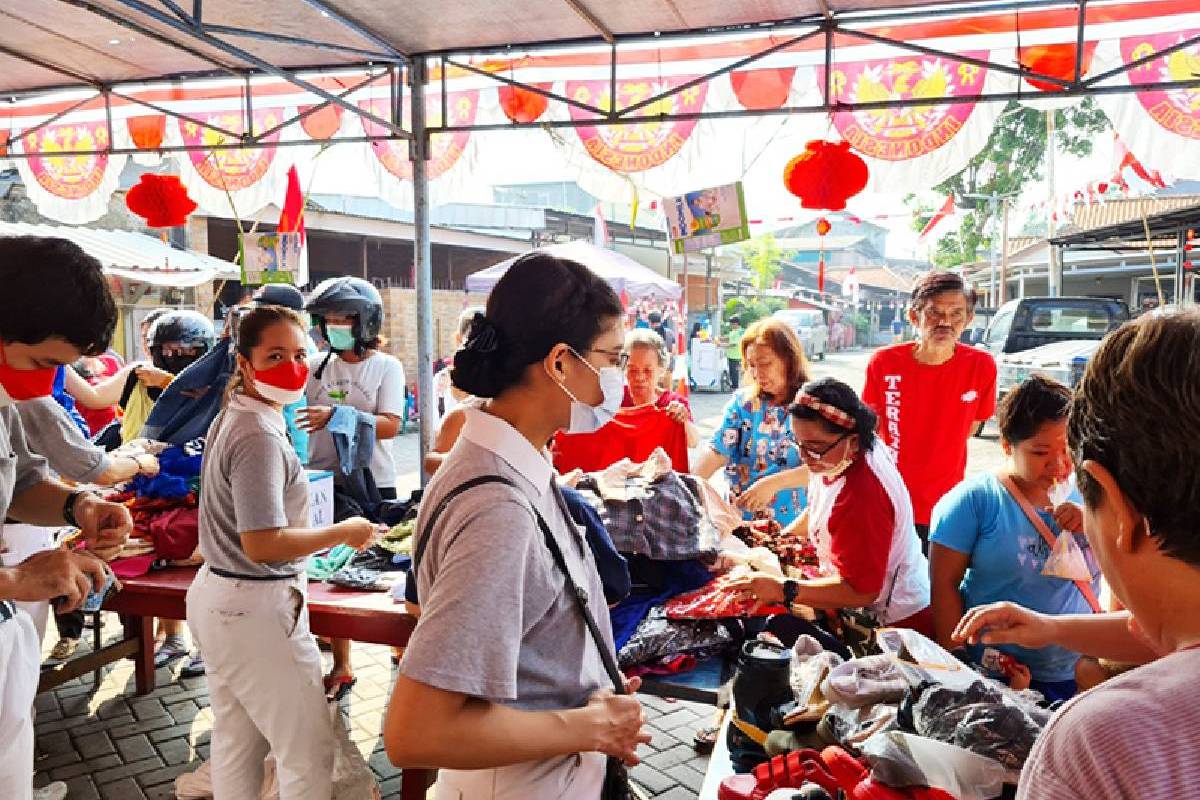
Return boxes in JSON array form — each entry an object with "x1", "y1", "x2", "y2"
[
  {"x1": 123, "y1": 614, "x2": 156, "y2": 695},
  {"x1": 401, "y1": 767, "x2": 435, "y2": 800}
]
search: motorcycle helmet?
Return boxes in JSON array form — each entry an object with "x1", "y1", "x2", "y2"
[
  {"x1": 305, "y1": 276, "x2": 383, "y2": 354},
  {"x1": 148, "y1": 310, "x2": 217, "y2": 375},
  {"x1": 252, "y1": 283, "x2": 306, "y2": 312}
]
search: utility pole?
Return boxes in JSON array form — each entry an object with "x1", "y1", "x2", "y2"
[
  {"x1": 1046, "y1": 110, "x2": 1061, "y2": 297},
  {"x1": 964, "y1": 189, "x2": 1017, "y2": 307},
  {"x1": 999, "y1": 198, "x2": 1011, "y2": 304}
]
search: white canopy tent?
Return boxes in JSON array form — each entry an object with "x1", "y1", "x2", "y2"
[{"x1": 465, "y1": 240, "x2": 683, "y2": 302}]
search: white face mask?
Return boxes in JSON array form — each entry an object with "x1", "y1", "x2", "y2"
[
  {"x1": 255, "y1": 380, "x2": 305, "y2": 407},
  {"x1": 550, "y1": 348, "x2": 624, "y2": 434}
]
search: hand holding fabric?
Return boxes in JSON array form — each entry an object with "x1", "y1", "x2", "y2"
[
  {"x1": 727, "y1": 570, "x2": 787, "y2": 604},
  {"x1": 75, "y1": 494, "x2": 133, "y2": 555},
  {"x1": 951, "y1": 601, "x2": 1056, "y2": 650},
  {"x1": 297, "y1": 405, "x2": 334, "y2": 433},
  {"x1": 663, "y1": 400, "x2": 689, "y2": 424},
  {"x1": 735, "y1": 473, "x2": 781, "y2": 513}
]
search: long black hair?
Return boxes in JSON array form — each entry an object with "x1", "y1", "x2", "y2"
[{"x1": 452, "y1": 252, "x2": 623, "y2": 398}]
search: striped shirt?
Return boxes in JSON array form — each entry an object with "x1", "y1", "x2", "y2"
[{"x1": 1017, "y1": 646, "x2": 1200, "y2": 799}]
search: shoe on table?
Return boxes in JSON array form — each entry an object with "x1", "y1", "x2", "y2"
[
  {"x1": 33, "y1": 781, "x2": 68, "y2": 800},
  {"x1": 45, "y1": 638, "x2": 79, "y2": 665}
]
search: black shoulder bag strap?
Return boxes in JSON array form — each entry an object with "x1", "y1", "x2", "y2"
[
  {"x1": 538, "y1": 485, "x2": 626, "y2": 695},
  {"x1": 408, "y1": 475, "x2": 515, "y2": 599}
]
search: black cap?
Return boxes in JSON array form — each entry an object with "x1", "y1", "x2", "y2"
[{"x1": 253, "y1": 284, "x2": 306, "y2": 312}]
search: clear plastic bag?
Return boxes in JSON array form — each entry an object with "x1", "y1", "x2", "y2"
[
  {"x1": 1042, "y1": 530, "x2": 1093, "y2": 582},
  {"x1": 862, "y1": 730, "x2": 1010, "y2": 800}
]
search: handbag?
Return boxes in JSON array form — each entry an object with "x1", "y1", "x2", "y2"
[
  {"x1": 411, "y1": 477, "x2": 643, "y2": 800},
  {"x1": 997, "y1": 473, "x2": 1101, "y2": 612}
]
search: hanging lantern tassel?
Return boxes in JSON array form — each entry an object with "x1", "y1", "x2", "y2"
[{"x1": 816, "y1": 216, "x2": 831, "y2": 294}]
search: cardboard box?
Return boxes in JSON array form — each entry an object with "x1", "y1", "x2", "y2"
[{"x1": 307, "y1": 470, "x2": 334, "y2": 528}]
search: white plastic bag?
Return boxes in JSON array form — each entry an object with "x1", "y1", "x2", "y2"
[
  {"x1": 862, "y1": 731, "x2": 1012, "y2": 800},
  {"x1": 1042, "y1": 531, "x2": 1092, "y2": 582}
]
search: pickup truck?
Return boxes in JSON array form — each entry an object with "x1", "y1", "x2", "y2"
[{"x1": 982, "y1": 297, "x2": 1130, "y2": 402}]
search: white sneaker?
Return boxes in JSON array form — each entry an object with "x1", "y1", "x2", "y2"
[{"x1": 33, "y1": 782, "x2": 68, "y2": 800}]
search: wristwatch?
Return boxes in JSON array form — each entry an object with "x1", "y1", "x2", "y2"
[
  {"x1": 63, "y1": 490, "x2": 94, "y2": 529},
  {"x1": 782, "y1": 579, "x2": 800, "y2": 610}
]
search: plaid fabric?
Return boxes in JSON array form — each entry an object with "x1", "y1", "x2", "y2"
[{"x1": 582, "y1": 472, "x2": 719, "y2": 562}]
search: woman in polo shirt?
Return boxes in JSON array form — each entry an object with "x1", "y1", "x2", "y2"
[
  {"x1": 384, "y1": 251, "x2": 650, "y2": 799},
  {"x1": 186, "y1": 306, "x2": 375, "y2": 800}
]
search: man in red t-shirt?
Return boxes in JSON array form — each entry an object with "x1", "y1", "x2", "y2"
[{"x1": 862, "y1": 271, "x2": 996, "y2": 551}]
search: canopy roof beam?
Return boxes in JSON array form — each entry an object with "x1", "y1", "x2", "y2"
[
  {"x1": 200, "y1": 24, "x2": 404, "y2": 63},
  {"x1": 296, "y1": 0, "x2": 408, "y2": 62},
  {"x1": 77, "y1": 0, "x2": 411, "y2": 138}
]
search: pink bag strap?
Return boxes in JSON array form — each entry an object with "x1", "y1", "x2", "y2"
[{"x1": 997, "y1": 473, "x2": 1102, "y2": 614}]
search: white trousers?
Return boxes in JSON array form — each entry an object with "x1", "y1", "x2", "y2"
[
  {"x1": 186, "y1": 565, "x2": 334, "y2": 800},
  {"x1": 0, "y1": 611, "x2": 40, "y2": 800},
  {"x1": 1, "y1": 524, "x2": 57, "y2": 643},
  {"x1": 433, "y1": 751, "x2": 606, "y2": 800}
]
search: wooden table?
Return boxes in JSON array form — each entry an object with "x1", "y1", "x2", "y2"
[{"x1": 38, "y1": 566, "x2": 431, "y2": 799}]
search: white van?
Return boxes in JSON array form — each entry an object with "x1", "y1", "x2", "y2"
[{"x1": 772, "y1": 308, "x2": 828, "y2": 361}]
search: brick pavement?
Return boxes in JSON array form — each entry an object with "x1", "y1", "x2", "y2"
[{"x1": 34, "y1": 616, "x2": 715, "y2": 799}]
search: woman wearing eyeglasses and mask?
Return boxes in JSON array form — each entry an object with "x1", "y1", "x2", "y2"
[
  {"x1": 384, "y1": 251, "x2": 649, "y2": 799},
  {"x1": 730, "y1": 378, "x2": 932, "y2": 634}
]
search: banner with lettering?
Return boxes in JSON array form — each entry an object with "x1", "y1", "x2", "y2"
[
  {"x1": 817, "y1": 53, "x2": 1007, "y2": 192},
  {"x1": 1093, "y1": 31, "x2": 1200, "y2": 180},
  {"x1": 173, "y1": 108, "x2": 292, "y2": 216},
  {"x1": 11, "y1": 121, "x2": 128, "y2": 224},
  {"x1": 566, "y1": 77, "x2": 708, "y2": 173}
]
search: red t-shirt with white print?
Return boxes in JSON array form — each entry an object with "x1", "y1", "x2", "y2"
[{"x1": 862, "y1": 342, "x2": 997, "y2": 526}]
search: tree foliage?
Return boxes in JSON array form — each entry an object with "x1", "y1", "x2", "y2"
[
  {"x1": 911, "y1": 99, "x2": 1110, "y2": 267},
  {"x1": 724, "y1": 296, "x2": 787, "y2": 328},
  {"x1": 740, "y1": 233, "x2": 784, "y2": 291}
]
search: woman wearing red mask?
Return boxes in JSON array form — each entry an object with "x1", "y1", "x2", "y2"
[
  {"x1": 730, "y1": 378, "x2": 932, "y2": 636},
  {"x1": 186, "y1": 305, "x2": 377, "y2": 800}
]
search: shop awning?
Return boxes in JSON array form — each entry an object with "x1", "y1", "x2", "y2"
[{"x1": 0, "y1": 221, "x2": 239, "y2": 286}]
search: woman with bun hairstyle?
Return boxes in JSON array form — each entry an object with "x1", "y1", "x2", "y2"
[
  {"x1": 384, "y1": 251, "x2": 650, "y2": 799},
  {"x1": 186, "y1": 306, "x2": 376, "y2": 800},
  {"x1": 732, "y1": 378, "x2": 931, "y2": 633}
]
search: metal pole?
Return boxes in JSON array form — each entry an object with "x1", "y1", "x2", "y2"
[
  {"x1": 410, "y1": 57, "x2": 435, "y2": 485},
  {"x1": 988, "y1": 195, "x2": 998, "y2": 306},
  {"x1": 1046, "y1": 110, "x2": 1061, "y2": 297},
  {"x1": 999, "y1": 197, "x2": 1011, "y2": 305}
]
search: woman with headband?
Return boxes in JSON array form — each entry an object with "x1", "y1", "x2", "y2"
[{"x1": 730, "y1": 377, "x2": 931, "y2": 634}]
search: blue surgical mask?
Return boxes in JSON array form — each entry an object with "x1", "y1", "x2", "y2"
[{"x1": 326, "y1": 324, "x2": 356, "y2": 352}]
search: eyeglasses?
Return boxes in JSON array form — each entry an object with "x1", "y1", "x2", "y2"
[
  {"x1": 587, "y1": 347, "x2": 629, "y2": 369},
  {"x1": 797, "y1": 432, "x2": 850, "y2": 461}
]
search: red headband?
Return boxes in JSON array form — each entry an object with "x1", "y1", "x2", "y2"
[{"x1": 793, "y1": 392, "x2": 855, "y2": 430}]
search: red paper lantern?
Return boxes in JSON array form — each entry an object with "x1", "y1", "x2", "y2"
[
  {"x1": 1019, "y1": 43, "x2": 1097, "y2": 92},
  {"x1": 127, "y1": 115, "x2": 166, "y2": 150},
  {"x1": 498, "y1": 83, "x2": 551, "y2": 124},
  {"x1": 125, "y1": 174, "x2": 197, "y2": 228},
  {"x1": 815, "y1": 217, "x2": 832, "y2": 236},
  {"x1": 730, "y1": 68, "x2": 796, "y2": 111},
  {"x1": 783, "y1": 140, "x2": 869, "y2": 212},
  {"x1": 300, "y1": 104, "x2": 344, "y2": 140}
]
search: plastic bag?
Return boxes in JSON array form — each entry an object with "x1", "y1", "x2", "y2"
[
  {"x1": 862, "y1": 730, "x2": 1010, "y2": 800},
  {"x1": 617, "y1": 605, "x2": 733, "y2": 667},
  {"x1": 1042, "y1": 530, "x2": 1093, "y2": 582},
  {"x1": 875, "y1": 627, "x2": 981, "y2": 692}
]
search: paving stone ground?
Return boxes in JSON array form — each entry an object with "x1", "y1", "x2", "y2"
[{"x1": 34, "y1": 620, "x2": 715, "y2": 799}]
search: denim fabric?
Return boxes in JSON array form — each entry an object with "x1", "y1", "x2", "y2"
[{"x1": 140, "y1": 338, "x2": 235, "y2": 445}]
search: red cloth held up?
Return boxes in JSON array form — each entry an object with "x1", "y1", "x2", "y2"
[
  {"x1": 665, "y1": 574, "x2": 789, "y2": 620},
  {"x1": 553, "y1": 404, "x2": 690, "y2": 474}
]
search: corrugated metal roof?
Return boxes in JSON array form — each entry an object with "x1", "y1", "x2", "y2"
[
  {"x1": 1059, "y1": 195, "x2": 1200, "y2": 236},
  {"x1": 0, "y1": 222, "x2": 239, "y2": 286},
  {"x1": 826, "y1": 265, "x2": 914, "y2": 292}
]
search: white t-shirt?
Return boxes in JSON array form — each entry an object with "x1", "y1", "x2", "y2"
[{"x1": 305, "y1": 351, "x2": 406, "y2": 489}]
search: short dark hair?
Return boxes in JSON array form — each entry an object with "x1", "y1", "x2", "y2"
[
  {"x1": 997, "y1": 375, "x2": 1072, "y2": 445},
  {"x1": 911, "y1": 270, "x2": 977, "y2": 311},
  {"x1": 226, "y1": 305, "x2": 307, "y2": 405},
  {"x1": 1069, "y1": 310, "x2": 1200, "y2": 567},
  {"x1": 452, "y1": 251, "x2": 623, "y2": 398},
  {"x1": 729, "y1": 316, "x2": 742, "y2": 326},
  {"x1": 790, "y1": 377, "x2": 877, "y2": 450},
  {"x1": 0, "y1": 237, "x2": 116, "y2": 355}
]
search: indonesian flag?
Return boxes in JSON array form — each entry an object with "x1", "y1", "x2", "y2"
[
  {"x1": 278, "y1": 165, "x2": 309, "y2": 286},
  {"x1": 918, "y1": 194, "x2": 956, "y2": 242},
  {"x1": 1113, "y1": 133, "x2": 1167, "y2": 190}
]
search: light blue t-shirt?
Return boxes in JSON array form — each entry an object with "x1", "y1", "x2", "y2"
[
  {"x1": 930, "y1": 473, "x2": 1101, "y2": 683},
  {"x1": 710, "y1": 391, "x2": 806, "y2": 527}
]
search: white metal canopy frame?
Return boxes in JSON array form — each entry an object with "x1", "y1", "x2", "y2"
[{"x1": 5, "y1": 0, "x2": 1200, "y2": 475}]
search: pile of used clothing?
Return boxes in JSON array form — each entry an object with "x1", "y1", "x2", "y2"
[
  {"x1": 719, "y1": 628, "x2": 1053, "y2": 800},
  {"x1": 104, "y1": 439, "x2": 205, "y2": 576},
  {"x1": 306, "y1": 499, "x2": 417, "y2": 593}
]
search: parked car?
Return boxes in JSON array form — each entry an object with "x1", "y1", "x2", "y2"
[
  {"x1": 995, "y1": 339, "x2": 1098, "y2": 404},
  {"x1": 979, "y1": 296, "x2": 1129, "y2": 357},
  {"x1": 960, "y1": 307, "x2": 996, "y2": 345},
  {"x1": 773, "y1": 308, "x2": 828, "y2": 361}
]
